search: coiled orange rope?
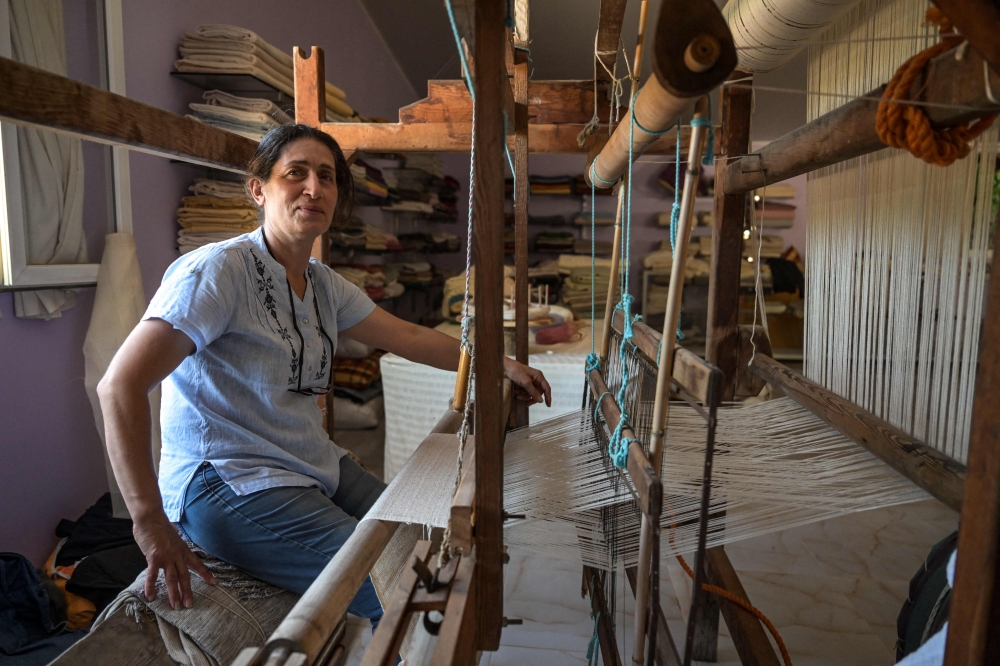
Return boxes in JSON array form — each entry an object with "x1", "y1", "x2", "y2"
[{"x1": 875, "y1": 7, "x2": 998, "y2": 166}]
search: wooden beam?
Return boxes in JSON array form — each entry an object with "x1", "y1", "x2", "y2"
[
  {"x1": 294, "y1": 46, "x2": 326, "y2": 128},
  {"x1": 595, "y1": 0, "x2": 628, "y2": 82},
  {"x1": 611, "y1": 310, "x2": 720, "y2": 406},
  {"x1": 398, "y1": 80, "x2": 612, "y2": 125},
  {"x1": 320, "y1": 120, "x2": 697, "y2": 155},
  {"x1": 472, "y1": 0, "x2": 506, "y2": 650},
  {"x1": 706, "y1": 71, "x2": 753, "y2": 401},
  {"x1": 944, "y1": 207, "x2": 1000, "y2": 665},
  {"x1": 931, "y1": 0, "x2": 1000, "y2": 75},
  {"x1": 750, "y1": 353, "x2": 967, "y2": 511},
  {"x1": 588, "y1": 369, "x2": 662, "y2": 518},
  {"x1": 624, "y1": 566, "x2": 682, "y2": 666},
  {"x1": 450, "y1": 441, "x2": 477, "y2": 556},
  {"x1": 734, "y1": 325, "x2": 771, "y2": 398},
  {"x1": 360, "y1": 541, "x2": 433, "y2": 666},
  {"x1": 513, "y1": 44, "x2": 530, "y2": 428},
  {"x1": 584, "y1": 567, "x2": 625, "y2": 666},
  {"x1": 268, "y1": 519, "x2": 399, "y2": 661},
  {"x1": 705, "y1": 547, "x2": 782, "y2": 666},
  {"x1": 723, "y1": 45, "x2": 1000, "y2": 195},
  {"x1": 0, "y1": 55, "x2": 255, "y2": 172},
  {"x1": 432, "y1": 550, "x2": 478, "y2": 664}
]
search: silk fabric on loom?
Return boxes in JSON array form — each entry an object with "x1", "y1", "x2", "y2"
[{"x1": 804, "y1": 0, "x2": 998, "y2": 464}]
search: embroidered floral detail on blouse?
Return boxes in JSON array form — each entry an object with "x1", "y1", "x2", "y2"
[{"x1": 248, "y1": 248, "x2": 299, "y2": 385}]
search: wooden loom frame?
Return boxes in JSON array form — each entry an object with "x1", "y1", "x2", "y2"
[{"x1": 0, "y1": 0, "x2": 995, "y2": 662}]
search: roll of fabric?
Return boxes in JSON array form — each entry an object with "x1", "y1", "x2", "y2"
[{"x1": 83, "y1": 234, "x2": 161, "y2": 518}]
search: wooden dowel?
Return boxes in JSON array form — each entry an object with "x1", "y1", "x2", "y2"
[
  {"x1": 267, "y1": 519, "x2": 399, "y2": 661},
  {"x1": 599, "y1": 182, "x2": 627, "y2": 367},
  {"x1": 452, "y1": 346, "x2": 472, "y2": 412},
  {"x1": 513, "y1": 37, "x2": 530, "y2": 428},
  {"x1": 749, "y1": 353, "x2": 966, "y2": 512},
  {"x1": 584, "y1": 567, "x2": 625, "y2": 666},
  {"x1": 0, "y1": 55, "x2": 255, "y2": 171},
  {"x1": 722, "y1": 45, "x2": 1000, "y2": 195},
  {"x1": 634, "y1": 96, "x2": 711, "y2": 665},
  {"x1": 624, "y1": 566, "x2": 683, "y2": 666}
]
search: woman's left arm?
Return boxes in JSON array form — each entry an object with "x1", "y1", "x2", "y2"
[{"x1": 342, "y1": 307, "x2": 551, "y2": 406}]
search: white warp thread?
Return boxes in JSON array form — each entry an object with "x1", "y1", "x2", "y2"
[
  {"x1": 724, "y1": 0, "x2": 864, "y2": 73},
  {"x1": 805, "y1": 0, "x2": 997, "y2": 464}
]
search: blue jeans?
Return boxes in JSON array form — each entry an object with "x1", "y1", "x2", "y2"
[{"x1": 178, "y1": 458, "x2": 386, "y2": 625}]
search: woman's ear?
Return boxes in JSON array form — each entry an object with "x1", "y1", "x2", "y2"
[{"x1": 247, "y1": 177, "x2": 266, "y2": 207}]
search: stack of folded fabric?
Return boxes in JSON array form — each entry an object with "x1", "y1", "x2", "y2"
[
  {"x1": 441, "y1": 266, "x2": 515, "y2": 322},
  {"x1": 174, "y1": 24, "x2": 358, "y2": 121},
  {"x1": 740, "y1": 258, "x2": 773, "y2": 287},
  {"x1": 381, "y1": 265, "x2": 405, "y2": 300},
  {"x1": 332, "y1": 350, "x2": 385, "y2": 429},
  {"x1": 381, "y1": 161, "x2": 459, "y2": 222},
  {"x1": 572, "y1": 212, "x2": 616, "y2": 226},
  {"x1": 177, "y1": 179, "x2": 258, "y2": 254},
  {"x1": 534, "y1": 231, "x2": 575, "y2": 253},
  {"x1": 389, "y1": 262, "x2": 436, "y2": 289},
  {"x1": 397, "y1": 232, "x2": 459, "y2": 253},
  {"x1": 643, "y1": 240, "x2": 710, "y2": 282},
  {"x1": 743, "y1": 233, "x2": 785, "y2": 259},
  {"x1": 332, "y1": 264, "x2": 388, "y2": 301},
  {"x1": 557, "y1": 254, "x2": 612, "y2": 319},
  {"x1": 329, "y1": 218, "x2": 367, "y2": 250},
  {"x1": 405, "y1": 153, "x2": 445, "y2": 179},
  {"x1": 363, "y1": 223, "x2": 401, "y2": 252},
  {"x1": 187, "y1": 89, "x2": 291, "y2": 140},
  {"x1": 573, "y1": 238, "x2": 613, "y2": 255},
  {"x1": 351, "y1": 160, "x2": 391, "y2": 205},
  {"x1": 754, "y1": 201, "x2": 796, "y2": 228}
]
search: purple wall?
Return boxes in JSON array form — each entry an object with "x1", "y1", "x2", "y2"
[{"x1": 0, "y1": 0, "x2": 416, "y2": 565}]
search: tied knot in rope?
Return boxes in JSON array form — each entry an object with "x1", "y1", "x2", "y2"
[
  {"x1": 875, "y1": 8, "x2": 998, "y2": 166},
  {"x1": 460, "y1": 315, "x2": 474, "y2": 349},
  {"x1": 585, "y1": 353, "x2": 601, "y2": 373}
]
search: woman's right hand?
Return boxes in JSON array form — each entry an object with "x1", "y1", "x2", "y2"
[{"x1": 133, "y1": 512, "x2": 216, "y2": 609}]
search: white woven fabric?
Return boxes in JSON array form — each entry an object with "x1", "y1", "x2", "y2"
[{"x1": 380, "y1": 352, "x2": 589, "y2": 481}]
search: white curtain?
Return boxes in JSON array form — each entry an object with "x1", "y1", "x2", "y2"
[
  {"x1": 84, "y1": 233, "x2": 162, "y2": 519},
  {"x1": 9, "y1": 0, "x2": 87, "y2": 319}
]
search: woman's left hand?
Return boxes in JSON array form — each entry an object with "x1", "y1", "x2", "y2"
[{"x1": 503, "y1": 358, "x2": 552, "y2": 407}]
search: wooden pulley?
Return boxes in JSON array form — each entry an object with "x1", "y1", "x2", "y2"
[{"x1": 652, "y1": 0, "x2": 737, "y2": 97}]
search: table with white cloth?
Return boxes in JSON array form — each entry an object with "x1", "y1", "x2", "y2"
[{"x1": 379, "y1": 320, "x2": 600, "y2": 482}]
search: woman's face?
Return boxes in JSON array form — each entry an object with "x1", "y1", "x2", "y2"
[{"x1": 248, "y1": 138, "x2": 340, "y2": 242}]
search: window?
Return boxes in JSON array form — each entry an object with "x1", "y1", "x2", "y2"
[{"x1": 0, "y1": 0, "x2": 132, "y2": 291}]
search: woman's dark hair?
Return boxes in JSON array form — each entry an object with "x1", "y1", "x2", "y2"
[{"x1": 245, "y1": 123, "x2": 354, "y2": 226}]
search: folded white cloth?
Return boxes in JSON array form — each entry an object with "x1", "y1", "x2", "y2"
[
  {"x1": 203, "y1": 89, "x2": 293, "y2": 123},
  {"x1": 189, "y1": 178, "x2": 248, "y2": 199}
]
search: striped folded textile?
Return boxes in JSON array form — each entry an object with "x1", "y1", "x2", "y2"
[{"x1": 333, "y1": 351, "x2": 385, "y2": 389}]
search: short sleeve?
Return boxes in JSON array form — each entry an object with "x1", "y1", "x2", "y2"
[
  {"x1": 143, "y1": 248, "x2": 237, "y2": 352},
  {"x1": 322, "y1": 265, "x2": 376, "y2": 331}
]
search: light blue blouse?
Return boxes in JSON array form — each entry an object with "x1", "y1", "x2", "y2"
[{"x1": 144, "y1": 227, "x2": 376, "y2": 521}]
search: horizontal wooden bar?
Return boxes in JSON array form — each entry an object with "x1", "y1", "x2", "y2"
[
  {"x1": 723, "y1": 45, "x2": 1000, "y2": 195},
  {"x1": 750, "y1": 353, "x2": 967, "y2": 511},
  {"x1": 433, "y1": 407, "x2": 467, "y2": 435},
  {"x1": 450, "y1": 438, "x2": 476, "y2": 556},
  {"x1": 588, "y1": 368, "x2": 662, "y2": 518},
  {"x1": 0, "y1": 56, "x2": 255, "y2": 172},
  {"x1": 322, "y1": 120, "x2": 696, "y2": 156},
  {"x1": 611, "y1": 310, "x2": 719, "y2": 405},
  {"x1": 705, "y1": 547, "x2": 782, "y2": 666},
  {"x1": 400, "y1": 79, "x2": 613, "y2": 126}
]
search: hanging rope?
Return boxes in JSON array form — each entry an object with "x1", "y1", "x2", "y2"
[
  {"x1": 875, "y1": 7, "x2": 998, "y2": 166},
  {"x1": 440, "y1": 0, "x2": 478, "y2": 568}
]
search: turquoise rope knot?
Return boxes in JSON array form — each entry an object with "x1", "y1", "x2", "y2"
[
  {"x1": 586, "y1": 353, "x2": 601, "y2": 373},
  {"x1": 460, "y1": 315, "x2": 474, "y2": 349}
]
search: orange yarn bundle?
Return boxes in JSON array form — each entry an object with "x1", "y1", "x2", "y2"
[{"x1": 875, "y1": 7, "x2": 998, "y2": 166}]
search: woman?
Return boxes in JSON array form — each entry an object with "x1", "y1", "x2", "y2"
[{"x1": 97, "y1": 124, "x2": 551, "y2": 627}]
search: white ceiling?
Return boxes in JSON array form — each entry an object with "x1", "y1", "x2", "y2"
[{"x1": 358, "y1": 0, "x2": 807, "y2": 142}]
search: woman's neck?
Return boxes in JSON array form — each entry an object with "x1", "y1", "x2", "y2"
[{"x1": 262, "y1": 225, "x2": 312, "y2": 297}]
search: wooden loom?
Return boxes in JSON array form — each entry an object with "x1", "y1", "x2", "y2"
[{"x1": 0, "y1": 0, "x2": 998, "y2": 662}]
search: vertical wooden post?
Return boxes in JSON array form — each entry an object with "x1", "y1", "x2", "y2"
[
  {"x1": 943, "y1": 212, "x2": 1000, "y2": 666},
  {"x1": 696, "y1": 71, "x2": 753, "y2": 660},
  {"x1": 706, "y1": 72, "x2": 752, "y2": 400},
  {"x1": 473, "y1": 0, "x2": 506, "y2": 651},
  {"x1": 294, "y1": 46, "x2": 334, "y2": 432},
  {"x1": 512, "y1": 29, "x2": 530, "y2": 428}
]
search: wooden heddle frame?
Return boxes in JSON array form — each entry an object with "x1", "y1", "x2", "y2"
[{"x1": 1, "y1": 0, "x2": 999, "y2": 663}]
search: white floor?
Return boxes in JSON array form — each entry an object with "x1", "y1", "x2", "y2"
[{"x1": 481, "y1": 499, "x2": 957, "y2": 666}]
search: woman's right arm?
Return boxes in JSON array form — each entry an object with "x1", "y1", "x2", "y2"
[{"x1": 97, "y1": 318, "x2": 215, "y2": 609}]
